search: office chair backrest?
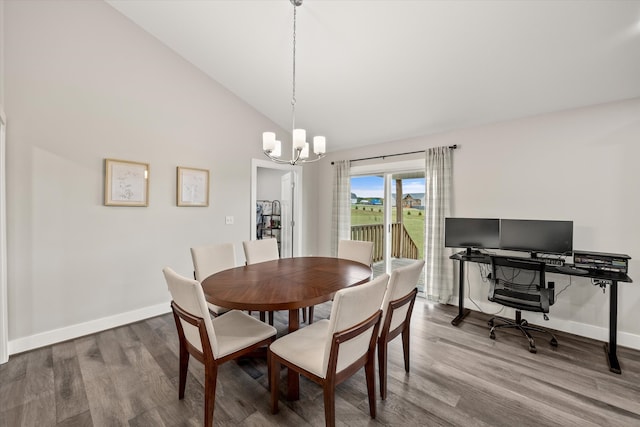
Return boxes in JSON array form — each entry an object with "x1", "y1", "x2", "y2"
[
  {"x1": 489, "y1": 255, "x2": 553, "y2": 312},
  {"x1": 190, "y1": 243, "x2": 236, "y2": 281},
  {"x1": 322, "y1": 273, "x2": 389, "y2": 375},
  {"x1": 491, "y1": 256, "x2": 545, "y2": 286},
  {"x1": 243, "y1": 239, "x2": 279, "y2": 265}
]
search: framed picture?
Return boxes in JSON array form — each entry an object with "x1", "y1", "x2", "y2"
[
  {"x1": 177, "y1": 166, "x2": 209, "y2": 207},
  {"x1": 104, "y1": 159, "x2": 149, "y2": 206}
]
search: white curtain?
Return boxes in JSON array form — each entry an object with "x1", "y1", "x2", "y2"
[
  {"x1": 331, "y1": 160, "x2": 351, "y2": 256},
  {"x1": 424, "y1": 147, "x2": 454, "y2": 303}
]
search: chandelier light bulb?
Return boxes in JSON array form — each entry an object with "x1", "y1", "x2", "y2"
[
  {"x1": 262, "y1": 132, "x2": 276, "y2": 152},
  {"x1": 292, "y1": 129, "x2": 306, "y2": 151},
  {"x1": 300, "y1": 142, "x2": 310, "y2": 159},
  {"x1": 313, "y1": 136, "x2": 326, "y2": 154}
]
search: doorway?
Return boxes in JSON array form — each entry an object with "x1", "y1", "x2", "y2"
[
  {"x1": 250, "y1": 159, "x2": 303, "y2": 258},
  {"x1": 350, "y1": 159, "x2": 425, "y2": 292}
]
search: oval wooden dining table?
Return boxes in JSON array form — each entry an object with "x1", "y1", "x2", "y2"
[{"x1": 201, "y1": 256, "x2": 372, "y2": 401}]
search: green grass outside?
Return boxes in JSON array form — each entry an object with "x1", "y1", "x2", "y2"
[{"x1": 351, "y1": 204, "x2": 425, "y2": 259}]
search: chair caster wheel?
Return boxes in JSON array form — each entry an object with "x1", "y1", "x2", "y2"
[
  {"x1": 488, "y1": 319, "x2": 494, "y2": 327},
  {"x1": 550, "y1": 338, "x2": 558, "y2": 347},
  {"x1": 521, "y1": 320, "x2": 528, "y2": 327},
  {"x1": 529, "y1": 345, "x2": 537, "y2": 353},
  {"x1": 528, "y1": 338, "x2": 536, "y2": 353},
  {"x1": 489, "y1": 331, "x2": 495, "y2": 340}
]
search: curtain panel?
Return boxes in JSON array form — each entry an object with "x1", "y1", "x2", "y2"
[
  {"x1": 424, "y1": 147, "x2": 454, "y2": 303},
  {"x1": 331, "y1": 160, "x2": 351, "y2": 256}
]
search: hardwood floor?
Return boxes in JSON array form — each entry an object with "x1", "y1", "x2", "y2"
[{"x1": 2, "y1": 301, "x2": 640, "y2": 426}]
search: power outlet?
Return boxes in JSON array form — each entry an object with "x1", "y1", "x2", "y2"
[{"x1": 225, "y1": 216, "x2": 234, "y2": 225}]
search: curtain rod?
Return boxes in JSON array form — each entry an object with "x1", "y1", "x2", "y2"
[{"x1": 331, "y1": 144, "x2": 458, "y2": 165}]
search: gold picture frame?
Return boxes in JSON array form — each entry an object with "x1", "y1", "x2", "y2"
[
  {"x1": 104, "y1": 158, "x2": 149, "y2": 206},
  {"x1": 177, "y1": 166, "x2": 209, "y2": 207}
]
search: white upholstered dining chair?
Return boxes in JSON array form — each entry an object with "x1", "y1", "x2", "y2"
[
  {"x1": 269, "y1": 273, "x2": 389, "y2": 427},
  {"x1": 243, "y1": 239, "x2": 280, "y2": 324},
  {"x1": 378, "y1": 259, "x2": 424, "y2": 399},
  {"x1": 163, "y1": 267, "x2": 277, "y2": 427},
  {"x1": 242, "y1": 238, "x2": 279, "y2": 265},
  {"x1": 306, "y1": 239, "x2": 374, "y2": 325},
  {"x1": 190, "y1": 243, "x2": 237, "y2": 316},
  {"x1": 337, "y1": 239, "x2": 374, "y2": 266}
]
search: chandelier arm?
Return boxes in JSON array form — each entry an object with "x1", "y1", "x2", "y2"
[
  {"x1": 263, "y1": 150, "x2": 325, "y2": 165},
  {"x1": 296, "y1": 153, "x2": 326, "y2": 164},
  {"x1": 264, "y1": 151, "x2": 297, "y2": 165}
]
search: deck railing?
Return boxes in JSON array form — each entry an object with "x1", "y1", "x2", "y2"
[{"x1": 350, "y1": 223, "x2": 419, "y2": 263}]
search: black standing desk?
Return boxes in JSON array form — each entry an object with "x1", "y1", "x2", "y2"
[{"x1": 450, "y1": 252, "x2": 633, "y2": 374}]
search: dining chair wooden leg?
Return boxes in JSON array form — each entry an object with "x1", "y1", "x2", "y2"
[
  {"x1": 365, "y1": 355, "x2": 377, "y2": 418},
  {"x1": 267, "y1": 348, "x2": 272, "y2": 392},
  {"x1": 178, "y1": 341, "x2": 189, "y2": 399},
  {"x1": 402, "y1": 326, "x2": 410, "y2": 372},
  {"x1": 270, "y1": 357, "x2": 280, "y2": 414},
  {"x1": 204, "y1": 363, "x2": 218, "y2": 427},
  {"x1": 323, "y1": 381, "x2": 337, "y2": 427},
  {"x1": 377, "y1": 338, "x2": 388, "y2": 400}
]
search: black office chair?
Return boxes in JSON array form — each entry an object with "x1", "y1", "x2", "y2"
[{"x1": 487, "y1": 255, "x2": 558, "y2": 353}]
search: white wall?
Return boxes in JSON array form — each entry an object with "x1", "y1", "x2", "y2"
[
  {"x1": 3, "y1": 0, "x2": 315, "y2": 353},
  {"x1": 257, "y1": 168, "x2": 287, "y2": 202},
  {"x1": 317, "y1": 98, "x2": 640, "y2": 349}
]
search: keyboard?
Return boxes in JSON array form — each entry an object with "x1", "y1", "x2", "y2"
[
  {"x1": 537, "y1": 257, "x2": 564, "y2": 266},
  {"x1": 553, "y1": 265, "x2": 589, "y2": 275}
]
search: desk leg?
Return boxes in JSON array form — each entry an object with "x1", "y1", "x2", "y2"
[
  {"x1": 604, "y1": 281, "x2": 621, "y2": 374},
  {"x1": 451, "y1": 260, "x2": 471, "y2": 326},
  {"x1": 286, "y1": 309, "x2": 301, "y2": 400}
]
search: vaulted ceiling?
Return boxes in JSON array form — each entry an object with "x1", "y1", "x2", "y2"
[{"x1": 106, "y1": 0, "x2": 640, "y2": 152}]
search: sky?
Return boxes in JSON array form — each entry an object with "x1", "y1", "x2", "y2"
[{"x1": 351, "y1": 176, "x2": 425, "y2": 198}]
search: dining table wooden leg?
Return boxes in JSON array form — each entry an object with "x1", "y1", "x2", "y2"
[{"x1": 287, "y1": 308, "x2": 301, "y2": 401}]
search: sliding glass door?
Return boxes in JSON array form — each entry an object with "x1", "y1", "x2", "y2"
[{"x1": 350, "y1": 160, "x2": 425, "y2": 292}]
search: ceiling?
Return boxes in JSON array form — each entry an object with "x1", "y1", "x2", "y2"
[{"x1": 106, "y1": 0, "x2": 640, "y2": 152}]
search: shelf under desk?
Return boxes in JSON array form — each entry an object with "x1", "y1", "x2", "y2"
[{"x1": 450, "y1": 251, "x2": 632, "y2": 374}]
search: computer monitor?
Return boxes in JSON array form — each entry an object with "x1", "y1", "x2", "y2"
[
  {"x1": 500, "y1": 219, "x2": 573, "y2": 256},
  {"x1": 444, "y1": 218, "x2": 500, "y2": 254}
]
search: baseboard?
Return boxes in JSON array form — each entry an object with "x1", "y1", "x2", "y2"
[
  {"x1": 462, "y1": 298, "x2": 640, "y2": 351},
  {"x1": 8, "y1": 302, "x2": 171, "y2": 356}
]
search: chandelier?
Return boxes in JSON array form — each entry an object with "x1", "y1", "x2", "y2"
[{"x1": 262, "y1": 0, "x2": 326, "y2": 165}]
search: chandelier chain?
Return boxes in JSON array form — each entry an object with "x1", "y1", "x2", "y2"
[{"x1": 291, "y1": 3, "x2": 297, "y2": 132}]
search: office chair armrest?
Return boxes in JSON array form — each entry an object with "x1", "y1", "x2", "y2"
[
  {"x1": 488, "y1": 278, "x2": 498, "y2": 300},
  {"x1": 539, "y1": 283, "x2": 555, "y2": 312}
]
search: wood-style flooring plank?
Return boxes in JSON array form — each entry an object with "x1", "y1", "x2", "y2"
[
  {"x1": 3, "y1": 300, "x2": 640, "y2": 426},
  {"x1": 51, "y1": 341, "x2": 90, "y2": 425}
]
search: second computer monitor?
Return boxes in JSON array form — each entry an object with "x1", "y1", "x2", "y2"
[{"x1": 500, "y1": 219, "x2": 573, "y2": 256}]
